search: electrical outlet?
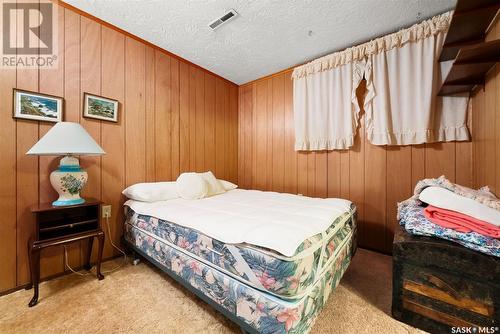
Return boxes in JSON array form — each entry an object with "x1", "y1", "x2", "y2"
[{"x1": 102, "y1": 205, "x2": 112, "y2": 218}]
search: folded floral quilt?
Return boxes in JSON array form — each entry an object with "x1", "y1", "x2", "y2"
[
  {"x1": 399, "y1": 203, "x2": 500, "y2": 257},
  {"x1": 397, "y1": 175, "x2": 500, "y2": 221}
]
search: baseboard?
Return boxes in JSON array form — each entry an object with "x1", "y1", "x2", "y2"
[{"x1": 0, "y1": 254, "x2": 123, "y2": 297}]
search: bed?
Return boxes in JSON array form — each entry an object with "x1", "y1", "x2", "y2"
[{"x1": 123, "y1": 189, "x2": 357, "y2": 333}]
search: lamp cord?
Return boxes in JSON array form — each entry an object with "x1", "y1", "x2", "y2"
[{"x1": 63, "y1": 215, "x2": 127, "y2": 276}]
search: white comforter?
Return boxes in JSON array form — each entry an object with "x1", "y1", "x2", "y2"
[{"x1": 125, "y1": 189, "x2": 352, "y2": 257}]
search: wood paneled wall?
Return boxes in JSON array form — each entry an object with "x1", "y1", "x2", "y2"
[
  {"x1": 238, "y1": 71, "x2": 474, "y2": 254},
  {"x1": 0, "y1": 1, "x2": 238, "y2": 293},
  {"x1": 471, "y1": 19, "x2": 499, "y2": 195}
]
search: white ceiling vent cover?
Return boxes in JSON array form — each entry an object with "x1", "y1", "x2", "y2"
[{"x1": 209, "y1": 9, "x2": 238, "y2": 30}]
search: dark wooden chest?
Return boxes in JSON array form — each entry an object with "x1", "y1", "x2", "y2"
[{"x1": 392, "y1": 225, "x2": 500, "y2": 333}]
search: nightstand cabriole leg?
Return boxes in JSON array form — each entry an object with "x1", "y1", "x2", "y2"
[
  {"x1": 26, "y1": 238, "x2": 33, "y2": 290},
  {"x1": 84, "y1": 237, "x2": 94, "y2": 271},
  {"x1": 28, "y1": 247, "x2": 40, "y2": 307},
  {"x1": 96, "y1": 232, "x2": 105, "y2": 280}
]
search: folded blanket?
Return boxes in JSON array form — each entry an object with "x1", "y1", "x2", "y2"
[
  {"x1": 398, "y1": 175, "x2": 500, "y2": 220},
  {"x1": 419, "y1": 187, "x2": 500, "y2": 226},
  {"x1": 424, "y1": 205, "x2": 500, "y2": 238},
  {"x1": 399, "y1": 203, "x2": 500, "y2": 258}
]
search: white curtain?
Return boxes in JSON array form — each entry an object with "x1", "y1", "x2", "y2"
[
  {"x1": 364, "y1": 26, "x2": 470, "y2": 145},
  {"x1": 292, "y1": 12, "x2": 469, "y2": 150},
  {"x1": 293, "y1": 61, "x2": 365, "y2": 150}
]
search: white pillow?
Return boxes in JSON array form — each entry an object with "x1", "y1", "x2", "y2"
[
  {"x1": 218, "y1": 179, "x2": 237, "y2": 191},
  {"x1": 199, "y1": 171, "x2": 226, "y2": 196},
  {"x1": 419, "y1": 186, "x2": 500, "y2": 226},
  {"x1": 122, "y1": 182, "x2": 178, "y2": 202},
  {"x1": 176, "y1": 173, "x2": 208, "y2": 199}
]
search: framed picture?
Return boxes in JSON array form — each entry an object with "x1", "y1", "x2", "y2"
[
  {"x1": 13, "y1": 89, "x2": 63, "y2": 123},
  {"x1": 83, "y1": 93, "x2": 119, "y2": 123}
]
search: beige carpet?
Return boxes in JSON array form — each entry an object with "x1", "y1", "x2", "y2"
[{"x1": 0, "y1": 249, "x2": 424, "y2": 333}]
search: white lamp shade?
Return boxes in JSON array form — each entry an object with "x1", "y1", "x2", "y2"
[{"x1": 27, "y1": 122, "x2": 105, "y2": 156}]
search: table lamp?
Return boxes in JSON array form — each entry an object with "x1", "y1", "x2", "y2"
[{"x1": 27, "y1": 122, "x2": 105, "y2": 206}]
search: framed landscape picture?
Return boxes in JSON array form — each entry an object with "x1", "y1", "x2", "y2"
[
  {"x1": 13, "y1": 89, "x2": 63, "y2": 123},
  {"x1": 83, "y1": 93, "x2": 119, "y2": 122}
]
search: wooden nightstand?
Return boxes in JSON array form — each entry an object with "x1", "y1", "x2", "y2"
[{"x1": 28, "y1": 199, "x2": 105, "y2": 307}]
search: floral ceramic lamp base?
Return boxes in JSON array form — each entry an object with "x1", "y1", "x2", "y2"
[{"x1": 50, "y1": 155, "x2": 88, "y2": 206}]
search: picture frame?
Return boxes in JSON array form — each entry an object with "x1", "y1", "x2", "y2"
[
  {"x1": 13, "y1": 89, "x2": 63, "y2": 123},
  {"x1": 83, "y1": 93, "x2": 119, "y2": 123}
]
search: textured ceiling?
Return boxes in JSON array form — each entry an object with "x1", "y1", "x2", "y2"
[{"x1": 64, "y1": 0, "x2": 456, "y2": 84}]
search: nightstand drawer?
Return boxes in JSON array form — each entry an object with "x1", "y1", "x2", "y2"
[
  {"x1": 36, "y1": 205, "x2": 99, "y2": 241},
  {"x1": 39, "y1": 218, "x2": 99, "y2": 240}
]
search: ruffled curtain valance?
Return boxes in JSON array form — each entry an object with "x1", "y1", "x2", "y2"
[{"x1": 292, "y1": 12, "x2": 451, "y2": 79}]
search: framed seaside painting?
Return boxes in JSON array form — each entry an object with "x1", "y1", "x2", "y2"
[
  {"x1": 13, "y1": 89, "x2": 63, "y2": 123},
  {"x1": 83, "y1": 93, "x2": 119, "y2": 123}
]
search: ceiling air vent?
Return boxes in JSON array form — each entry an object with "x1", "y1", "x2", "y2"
[{"x1": 209, "y1": 9, "x2": 238, "y2": 30}]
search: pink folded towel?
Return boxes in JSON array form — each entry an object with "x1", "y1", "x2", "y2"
[{"x1": 424, "y1": 205, "x2": 500, "y2": 238}]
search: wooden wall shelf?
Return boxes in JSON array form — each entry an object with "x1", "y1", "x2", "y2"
[
  {"x1": 439, "y1": 40, "x2": 500, "y2": 96},
  {"x1": 438, "y1": 0, "x2": 499, "y2": 96},
  {"x1": 439, "y1": 0, "x2": 500, "y2": 61}
]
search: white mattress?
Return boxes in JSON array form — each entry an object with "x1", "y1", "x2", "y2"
[{"x1": 125, "y1": 189, "x2": 352, "y2": 257}]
